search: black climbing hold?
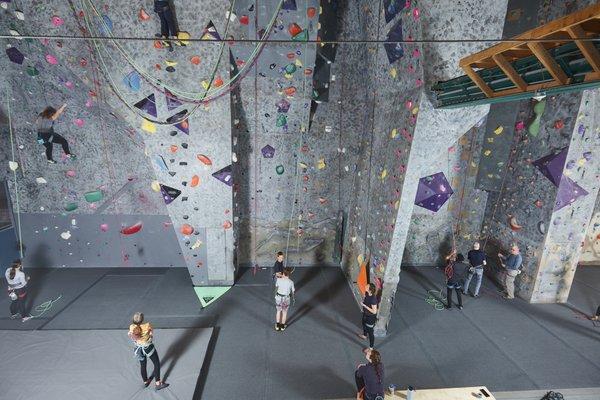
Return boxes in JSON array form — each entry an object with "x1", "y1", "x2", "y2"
[
  {"x1": 170, "y1": 131, "x2": 178, "y2": 136},
  {"x1": 181, "y1": 143, "x2": 188, "y2": 149},
  {"x1": 168, "y1": 171, "x2": 176, "y2": 177}
]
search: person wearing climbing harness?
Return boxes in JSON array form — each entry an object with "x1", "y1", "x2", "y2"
[
  {"x1": 274, "y1": 267, "x2": 295, "y2": 331},
  {"x1": 153, "y1": 0, "x2": 179, "y2": 52},
  {"x1": 355, "y1": 348, "x2": 385, "y2": 400},
  {"x1": 445, "y1": 251, "x2": 467, "y2": 310},
  {"x1": 5, "y1": 260, "x2": 32, "y2": 322},
  {"x1": 463, "y1": 241, "x2": 487, "y2": 297},
  {"x1": 357, "y1": 283, "x2": 378, "y2": 350},
  {"x1": 498, "y1": 245, "x2": 522, "y2": 300},
  {"x1": 36, "y1": 104, "x2": 75, "y2": 164},
  {"x1": 128, "y1": 312, "x2": 169, "y2": 391},
  {"x1": 273, "y1": 251, "x2": 285, "y2": 279}
]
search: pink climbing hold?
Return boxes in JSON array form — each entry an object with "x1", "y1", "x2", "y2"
[
  {"x1": 45, "y1": 54, "x2": 58, "y2": 65},
  {"x1": 223, "y1": 220, "x2": 232, "y2": 229},
  {"x1": 65, "y1": 170, "x2": 76, "y2": 177},
  {"x1": 65, "y1": 81, "x2": 74, "y2": 89},
  {"x1": 515, "y1": 121, "x2": 525, "y2": 130},
  {"x1": 413, "y1": 8, "x2": 420, "y2": 19},
  {"x1": 51, "y1": 16, "x2": 64, "y2": 27},
  {"x1": 74, "y1": 119, "x2": 84, "y2": 127},
  {"x1": 405, "y1": 100, "x2": 413, "y2": 110},
  {"x1": 100, "y1": 223, "x2": 109, "y2": 232}
]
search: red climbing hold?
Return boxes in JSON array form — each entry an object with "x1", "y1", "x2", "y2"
[
  {"x1": 139, "y1": 8, "x2": 150, "y2": 21},
  {"x1": 121, "y1": 221, "x2": 143, "y2": 235},
  {"x1": 288, "y1": 23, "x2": 302, "y2": 37},
  {"x1": 307, "y1": 7, "x2": 316, "y2": 18},
  {"x1": 180, "y1": 224, "x2": 194, "y2": 235},
  {"x1": 239, "y1": 15, "x2": 249, "y2": 25}
]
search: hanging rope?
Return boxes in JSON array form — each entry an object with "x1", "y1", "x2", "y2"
[{"x1": 5, "y1": 88, "x2": 24, "y2": 259}]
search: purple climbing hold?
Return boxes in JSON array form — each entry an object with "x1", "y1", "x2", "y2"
[
  {"x1": 133, "y1": 93, "x2": 157, "y2": 117},
  {"x1": 165, "y1": 89, "x2": 183, "y2": 111},
  {"x1": 159, "y1": 184, "x2": 181, "y2": 204},
  {"x1": 282, "y1": 0, "x2": 297, "y2": 10},
  {"x1": 414, "y1": 172, "x2": 454, "y2": 212},
  {"x1": 554, "y1": 176, "x2": 588, "y2": 211},
  {"x1": 384, "y1": 19, "x2": 404, "y2": 64},
  {"x1": 212, "y1": 165, "x2": 233, "y2": 186},
  {"x1": 276, "y1": 99, "x2": 291, "y2": 113},
  {"x1": 261, "y1": 144, "x2": 275, "y2": 158},
  {"x1": 532, "y1": 147, "x2": 568, "y2": 187},
  {"x1": 583, "y1": 151, "x2": 592, "y2": 161},
  {"x1": 6, "y1": 47, "x2": 24, "y2": 65},
  {"x1": 578, "y1": 124, "x2": 586, "y2": 136}
]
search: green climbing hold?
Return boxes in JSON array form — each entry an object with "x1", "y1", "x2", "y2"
[
  {"x1": 276, "y1": 114, "x2": 287, "y2": 127},
  {"x1": 84, "y1": 190, "x2": 104, "y2": 203},
  {"x1": 276, "y1": 165, "x2": 285, "y2": 175},
  {"x1": 528, "y1": 99, "x2": 546, "y2": 137},
  {"x1": 65, "y1": 202, "x2": 78, "y2": 212},
  {"x1": 284, "y1": 63, "x2": 297, "y2": 74},
  {"x1": 26, "y1": 66, "x2": 39, "y2": 76},
  {"x1": 292, "y1": 29, "x2": 308, "y2": 42}
]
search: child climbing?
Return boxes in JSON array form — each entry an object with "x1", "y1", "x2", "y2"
[{"x1": 36, "y1": 104, "x2": 75, "y2": 164}]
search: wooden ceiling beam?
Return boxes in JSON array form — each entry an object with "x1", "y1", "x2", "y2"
[
  {"x1": 566, "y1": 25, "x2": 600, "y2": 73},
  {"x1": 527, "y1": 42, "x2": 569, "y2": 85},
  {"x1": 492, "y1": 53, "x2": 528, "y2": 91},
  {"x1": 461, "y1": 65, "x2": 494, "y2": 97}
]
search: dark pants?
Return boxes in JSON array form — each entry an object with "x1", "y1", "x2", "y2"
[
  {"x1": 40, "y1": 132, "x2": 71, "y2": 160},
  {"x1": 355, "y1": 371, "x2": 381, "y2": 400},
  {"x1": 9, "y1": 288, "x2": 28, "y2": 316},
  {"x1": 139, "y1": 344, "x2": 161, "y2": 382},
  {"x1": 157, "y1": 6, "x2": 177, "y2": 37},
  {"x1": 446, "y1": 286, "x2": 463, "y2": 308},
  {"x1": 362, "y1": 315, "x2": 375, "y2": 348},
  {"x1": 596, "y1": 306, "x2": 600, "y2": 317}
]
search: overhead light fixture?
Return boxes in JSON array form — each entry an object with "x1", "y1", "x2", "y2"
[{"x1": 532, "y1": 90, "x2": 547, "y2": 101}]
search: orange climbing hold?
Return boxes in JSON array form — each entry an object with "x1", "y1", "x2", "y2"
[
  {"x1": 190, "y1": 55, "x2": 201, "y2": 65},
  {"x1": 190, "y1": 175, "x2": 200, "y2": 187},
  {"x1": 153, "y1": 40, "x2": 162, "y2": 49},
  {"x1": 307, "y1": 7, "x2": 317, "y2": 18},
  {"x1": 223, "y1": 220, "x2": 232, "y2": 229},
  {"x1": 214, "y1": 76, "x2": 224, "y2": 87},
  {"x1": 357, "y1": 260, "x2": 368, "y2": 294},
  {"x1": 138, "y1": 8, "x2": 150, "y2": 21},
  {"x1": 288, "y1": 23, "x2": 302, "y2": 37},
  {"x1": 283, "y1": 86, "x2": 297, "y2": 96},
  {"x1": 197, "y1": 154, "x2": 212, "y2": 166},
  {"x1": 180, "y1": 224, "x2": 194, "y2": 235},
  {"x1": 170, "y1": 145, "x2": 178, "y2": 153}
]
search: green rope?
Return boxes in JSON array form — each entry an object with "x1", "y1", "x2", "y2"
[
  {"x1": 425, "y1": 289, "x2": 447, "y2": 311},
  {"x1": 30, "y1": 295, "x2": 63, "y2": 319}
]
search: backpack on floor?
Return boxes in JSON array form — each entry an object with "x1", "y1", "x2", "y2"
[{"x1": 541, "y1": 391, "x2": 564, "y2": 400}]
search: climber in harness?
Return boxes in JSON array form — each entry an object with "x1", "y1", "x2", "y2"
[
  {"x1": 36, "y1": 104, "x2": 76, "y2": 164},
  {"x1": 274, "y1": 267, "x2": 295, "y2": 331},
  {"x1": 444, "y1": 250, "x2": 468, "y2": 310},
  {"x1": 128, "y1": 312, "x2": 169, "y2": 391}
]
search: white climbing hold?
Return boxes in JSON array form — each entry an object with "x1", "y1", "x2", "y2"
[
  {"x1": 232, "y1": 152, "x2": 238, "y2": 162},
  {"x1": 8, "y1": 161, "x2": 18, "y2": 171},
  {"x1": 60, "y1": 231, "x2": 71, "y2": 240},
  {"x1": 36, "y1": 177, "x2": 47, "y2": 184},
  {"x1": 14, "y1": 10, "x2": 25, "y2": 20}
]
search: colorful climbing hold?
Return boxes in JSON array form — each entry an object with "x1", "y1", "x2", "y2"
[
  {"x1": 190, "y1": 175, "x2": 200, "y2": 187},
  {"x1": 197, "y1": 154, "x2": 212, "y2": 166},
  {"x1": 139, "y1": 8, "x2": 150, "y2": 21},
  {"x1": 121, "y1": 222, "x2": 143, "y2": 235},
  {"x1": 190, "y1": 55, "x2": 201, "y2": 65},
  {"x1": 45, "y1": 54, "x2": 58, "y2": 65},
  {"x1": 276, "y1": 165, "x2": 285, "y2": 175},
  {"x1": 180, "y1": 224, "x2": 194, "y2": 235},
  {"x1": 84, "y1": 190, "x2": 103, "y2": 203},
  {"x1": 307, "y1": 7, "x2": 316, "y2": 18},
  {"x1": 51, "y1": 15, "x2": 64, "y2": 26},
  {"x1": 223, "y1": 220, "x2": 232, "y2": 229},
  {"x1": 65, "y1": 203, "x2": 78, "y2": 212},
  {"x1": 100, "y1": 223, "x2": 109, "y2": 232}
]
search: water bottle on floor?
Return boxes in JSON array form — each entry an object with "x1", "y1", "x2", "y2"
[{"x1": 407, "y1": 386, "x2": 416, "y2": 400}]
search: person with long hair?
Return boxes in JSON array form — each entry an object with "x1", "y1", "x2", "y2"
[
  {"x1": 444, "y1": 251, "x2": 468, "y2": 310},
  {"x1": 5, "y1": 260, "x2": 32, "y2": 322},
  {"x1": 355, "y1": 348, "x2": 385, "y2": 400},
  {"x1": 36, "y1": 104, "x2": 75, "y2": 163},
  {"x1": 128, "y1": 312, "x2": 169, "y2": 391},
  {"x1": 357, "y1": 283, "x2": 378, "y2": 350},
  {"x1": 274, "y1": 267, "x2": 295, "y2": 331}
]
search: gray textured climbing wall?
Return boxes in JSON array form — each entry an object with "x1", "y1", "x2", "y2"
[{"x1": 580, "y1": 194, "x2": 600, "y2": 265}]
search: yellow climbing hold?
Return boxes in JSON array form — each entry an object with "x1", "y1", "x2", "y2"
[
  {"x1": 298, "y1": 162, "x2": 308, "y2": 169},
  {"x1": 151, "y1": 181, "x2": 161, "y2": 192},
  {"x1": 494, "y1": 126, "x2": 504, "y2": 135},
  {"x1": 380, "y1": 169, "x2": 387, "y2": 180},
  {"x1": 201, "y1": 80, "x2": 210, "y2": 89},
  {"x1": 390, "y1": 128, "x2": 398, "y2": 138},
  {"x1": 483, "y1": 149, "x2": 491, "y2": 156},
  {"x1": 165, "y1": 60, "x2": 178, "y2": 67},
  {"x1": 390, "y1": 67, "x2": 397, "y2": 78},
  {"x1": 317, "y1": 158, "x2": 326, "y2": 170},
  {"x1": 141, "y1": 119, "x2": 156, "y2": 133},
  {"x1": 394, "y1": 200, "x2": 400, "y2": 209},
  {"x1": 411, "y1": 106, "x2": 419, "y2": 115}
]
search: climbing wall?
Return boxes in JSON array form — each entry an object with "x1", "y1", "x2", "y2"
[
  {"x1": 230, "y1": 0, "x2": 321, "y2": 267},
  {"x1": 580, "y1": 195, "x2": 600, "y2": 265},
  {"x1": 402, "y1": 120, "x2": 489, "y2": 266}
]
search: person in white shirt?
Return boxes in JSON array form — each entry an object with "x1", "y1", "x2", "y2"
[
  {"x1": 274, "y1": 268, "x2": 295, "y2": 331},
  {"x1": 5, "y1": 261, "x2": 32, "y2": 322}
]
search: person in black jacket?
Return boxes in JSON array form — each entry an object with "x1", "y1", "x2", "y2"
[
  {"x1": 357, "y1": 283, "x2": 378, "y2": 350},
  {"x1": 445, "y1": 252, "x2": 468, "y2": 310},
  {"x1": 355, "y1": 348, "x2": 384, "y2": 400}
]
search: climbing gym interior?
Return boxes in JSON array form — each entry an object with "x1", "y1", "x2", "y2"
[{"x1": 0, "y1": 0, "x2": 599, "y2": 399}]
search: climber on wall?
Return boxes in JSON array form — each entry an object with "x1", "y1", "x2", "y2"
[
  {"x1": 36, "y1": 104, "x2": 76, "y2": 164},
  {"x1": 153, "y1": 0, "x2": 180, "y2": 52}
]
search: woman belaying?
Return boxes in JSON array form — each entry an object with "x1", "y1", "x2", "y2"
[
  {"x1": 36, "y1": 104, "x2": 76, "y2": 163},
  {"x1": 5, "y1": 260, "x2": 33, "y2": 322}
]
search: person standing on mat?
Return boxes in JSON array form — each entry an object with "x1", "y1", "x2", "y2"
[
  {"x1": 444, "y1": 251, "x2": 467, "y2": 310},
  {"x1": 36, "y1": 105, "x2": 75, "y2": 164},
  {"x1": 357, "y1": 283, "x2": 378, "y2": 350},
  {"x1": 463, "y1": 241, "x2": 487, "y2": 297},
  {"x1": 498, "y1": 245, "x2": 522, "y2": 300},
  {"x1": 274, "y1": 267, "x2": 295, "y2": 331},
  {"x1": 128, "y1": 312, "x2": 169, "y2": 391},
  {"x1": 355, "y1": 348, "x2": 384, "y2": 400},
  {"x1": 5, "y1": 260, "x2": 32, "y2": 322},
  {"x1": 153, "y1": 0, "x2": 178, "y2": 52},
  {"x1": 273, "y1": 251, "x2": 285, "y2": 280}
]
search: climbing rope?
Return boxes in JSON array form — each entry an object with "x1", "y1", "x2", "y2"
[
  {"x1": 5, "y1": 87, "x2": 24, "y2": 259},
  {"x1": 30, "y1": 295, "x2": 63, "y2": 318},
  {"x1": 425, "y1": 289, "x2": 447, "y2": 311}
]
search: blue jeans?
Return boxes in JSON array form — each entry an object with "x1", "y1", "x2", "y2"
[{"x1": 463, "y1": 267, "x2": 483, "y2": 296}]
